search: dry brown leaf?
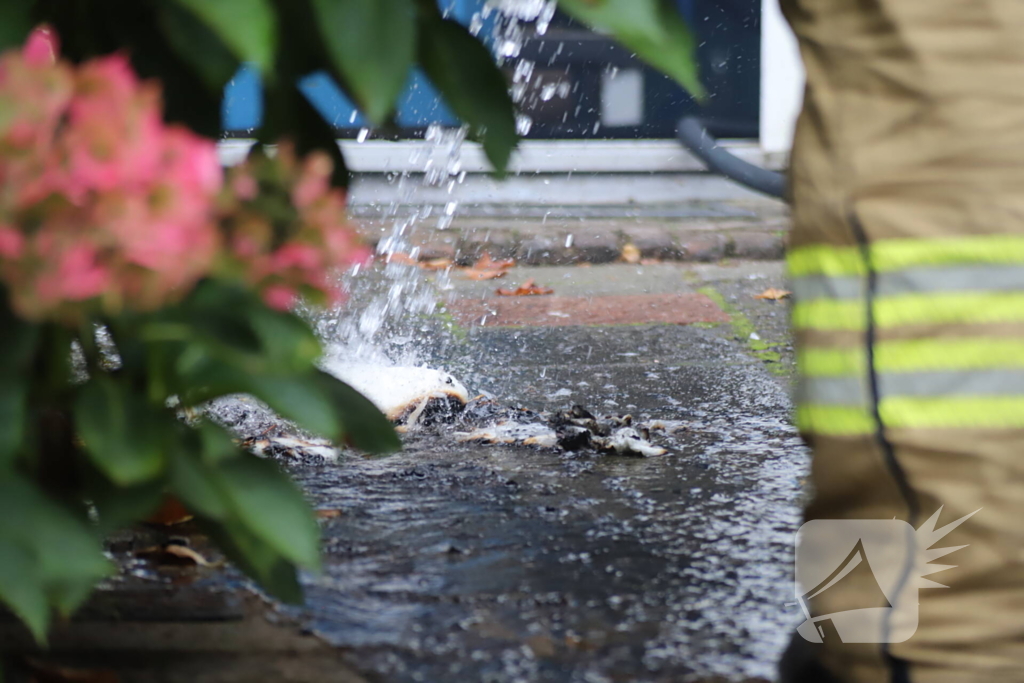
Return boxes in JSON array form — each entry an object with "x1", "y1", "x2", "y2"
[
  {"x1": 315, "y1": 509, "x2": 344, "y2": 519},
  {"x1": 496, "y1": 279, "x2": 554, "y2": 296},
  {"x1": 420, "y1": 257, "x2": 453, "y2": 271},
  {"x1": 383, "y1": 252, "x2": 419, "y2": 266},
  {"x1": 472, "y1": 253, "x2": 515, "y2": 271},
  {"x1": 621, "y1": 243, "x2": 642, "y2": 264},
  {"x1": 753, "y1": 287, "x2": 792, "y2": 301},
  {"x1": 25, "y1": 659, "x2": 118, "y2": 683},
  {"x1": 462, "y1": 268, "x2": 508, "y2": 281},
  {"x1": 135, "y1": 543, "x2": 213, "y2": 567},
  {"x1": 145, "y1": 496, "x2": 193, "y2": 526}
]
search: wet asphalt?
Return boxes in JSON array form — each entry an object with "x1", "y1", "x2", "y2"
[
  {"x1": 0, "y1": 260, "x2": 808, "y2": 683},
  {"x1": 285, "y1": 260, "x2": 809, "y2": 682}
]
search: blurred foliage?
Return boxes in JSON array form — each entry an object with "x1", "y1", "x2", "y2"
[
  {"x1": 0, "y1": 0, "x2": 699, "y2": 641},
  {"x1": 0, "y1": 280, "x2": 399, "y2": 640},
  {"x1": 3, "y1": 0, "x2": 700, "y2": 176}
]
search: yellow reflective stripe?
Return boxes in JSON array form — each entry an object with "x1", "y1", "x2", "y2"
[
  {"x1": 874, "y1": 292, "x2": 1024, "y2": 328},
  {"x1": 874, "y1": 236, "x2": 1024, "y2": 272},
  {"x1": 876, "y1": 339, "x2": 1024, "y2": 372},
  {"x1": 794, "y1": 293, "x2": 1024, "y2": 331},
  {"x1": 880, "y1": 396, "x2": 1024, "y2": 430},
  {"x1": 787, "y1": 246, "x2": 865, "y2": 278},
  {"x1": 799, "y1": 339, "x2": 1024, "y2": 378},
  {"x1": 788, "y1": 235, "x2": 1024, "y2": 278},
  {"x1": 796, "y1": 405, "x2": 874, "y2": 436},
  {"x1": 798, "y1": 347, "x2": 866, "y2": 377},
  {"x1": 792, "y1": 299, "x2": 866, "y2": 331},
  {"x1": 798, "y1": 397, "x2": 1024, "y2": 433}
]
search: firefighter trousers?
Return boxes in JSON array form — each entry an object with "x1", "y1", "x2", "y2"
[{"x1": 780, "y1": 0, "x2": 1024, "y2": 681}]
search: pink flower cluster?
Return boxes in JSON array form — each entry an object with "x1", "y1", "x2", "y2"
[
  {"x1": 219, "y1": 143, "x2": 370, "y2": 311},
  {"x1": 0, "y1": 28, "x2": 221, "y2": 321},
  {"x1": 0, "y1": 28, "x2": 368, "y2": 322}
]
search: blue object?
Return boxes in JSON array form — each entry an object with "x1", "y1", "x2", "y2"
[{"x1": 221, "y1": 0, "x2": 488, "y2": 133}]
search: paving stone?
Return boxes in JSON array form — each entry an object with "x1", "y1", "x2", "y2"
[
  {"x1": 730, "y1": 231, "x2": 786, "y2": 260},
  {"x1": 517, "y1": 236, "x2": 570, "y2": 265},
  {"x1": 456, "y1": 230, "x2": 519, "y2": 265},
  {"x1": 408, "y1": 233, "x2": 458, "y2": 260},
  {"x1": 679, "y1": 234, "x2": 728, "y2": 262},
  {"x1": 622, "y1": 227, "x2": 683, "y2": 260},
  {"x1": 564, "y1": 231, "x2": 620, "y2": 264},
  {"x1": 448, "y1": 293, "x2": 730, "y2": 327}
]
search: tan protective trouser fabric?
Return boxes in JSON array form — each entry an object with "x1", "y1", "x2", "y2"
[{"x1": 781, "y1": 1, "x2": 1024, "y2": 681}]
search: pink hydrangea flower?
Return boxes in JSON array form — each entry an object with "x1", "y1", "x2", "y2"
[
  {"x1": 22, "y1": 26, "x2": 58, "y2": 67},
  {"x1": 0, "y1": 31, "x2": 222, "y2": 322},
  {"x1": 0, "y1": 28, "x2": 366, "y2": 324},
  {"x1": 218, "y1": 143, "x2": 368, "y2": 310},
  {"x1": 0, "y1": 225, "x2": 24, "y2": 258}
]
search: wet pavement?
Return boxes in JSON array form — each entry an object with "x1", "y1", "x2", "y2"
[
  {"x1": 291, "y1": 321, "x2": 808, "y2": 682},
  {"x1": 1, "y1": 260, "x2": 808, "y2": 683}
]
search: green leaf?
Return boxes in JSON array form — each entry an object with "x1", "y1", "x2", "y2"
[
  {"x1": 197, "y1": 421, "x2": 240, "y2": 465},
  {"x1": 159, "y1": 1, "x2": 242, "y2": 92},
  {"x1": 169, "y1": 449, "x2": 231, "y2": 520},
  {"x1": 311, "y1": 0, "x2": 415, "y2": 125},
  {"x1": 0, "y1": 302, "x2": 38, "y2": 373},
  {"x1": 0, "y1": 537, "x2": 50, "y2": 643},
  {"x1": 557, "y1": 0, "x2": 703, "y2": 98},
  {"x1": 170, "y1": 0, "x2": 276, "y2": 73},
  {"x1": 312, "y1": 370, "x2": 400, "y2": 455},
  {"x1": 200, "y1": 518, "x2": 303, "y2": 603},
  {"x1": 0, "y1": 476, "x2": 110, "y2": 638},
  {"x1": 417, "y1": 15, "x2": 518, "y2": 173},
  {"x1": 217, "y1": 457, "x2": 321, "y2": 572},
  {"x1": 246, "y1": 375, "x2": 339, "y2": 440},
  {"x1": 74, "y1": 377, "x2": 166, "y2": 486},
  {"x1": 0, "y1": 301, "x2": 36, "y2": 466},
  {"x1": 0, "y1": 2, "x2": 32, "y2": 52},
  {"x1": 0, "y1": 378, "x2": 27, "y2": 469},
  {"x1": 248, "y1": 308, "x2": 322, "y2": 373},
  {"x1": 87, "y1": 478, "x2": 166, "y2": 535}
]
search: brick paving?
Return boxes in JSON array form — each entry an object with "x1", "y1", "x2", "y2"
[
  {"x1": 352, "y1": 205, "x2": 790, "y2": 266},
  {"x1": 447, "y1": 292, "x2": 730, "y2": 327}
]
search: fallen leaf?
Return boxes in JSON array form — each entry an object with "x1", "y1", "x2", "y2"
[
  {"x1": 462, "y1": 268, "x2": 508, "y2": 281},
  {"x1": 135, "y1": 543, "x2": 214, "y2": 567},
  {"x1": 621, "y1": 243, "x2": 641, "y2": 264},
  {"x1": 25, "y1": 659, "x2": 118, "y2": 683},
  {"x1": 496, "y1": 279, "x2": 554, "y2": 296},
  {"x1": 640, "y1": 258, "x2": 662, "y2": 266},
  {"x1": 420, "y1": 257, "x2": 453, "y2": 271},
  {"x1": 754, "y1": 288, "x2": 791, "y2": 300},
  {"x1": 315, "y1": 509, "x2": 344, "y2": 519},
  {"x1": 382, "y1": 252, "x2": 419, "y2": 266},
  {"x1": 472, "y1": 253, "x2": 515, "y2": 271},
  {"x1": 460, "y1": 252, "x2": 516, "y2": 280},
  {"x1": 145, "y1": 496, "x2": 193, "y2": 526}
]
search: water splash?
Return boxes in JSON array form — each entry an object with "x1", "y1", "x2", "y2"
[{"x1": 313, "y1": 0, "x2": 558, "y2": 367}]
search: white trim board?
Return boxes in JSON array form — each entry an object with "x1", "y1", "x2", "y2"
[{"x1": 218, "y1": 139, "x2": 787, "y2": 175}]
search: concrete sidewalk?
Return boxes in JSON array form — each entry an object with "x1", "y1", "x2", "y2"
[{"x1": 353, "y1": 198, "x2": 790, "y2": 266}]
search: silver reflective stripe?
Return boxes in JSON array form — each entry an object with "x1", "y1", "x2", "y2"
[
  {"x1": 791, "y1": 264, "x2": 1024, "y2": 301},
  {"x1": 798, "y1": 376, "x2": 869, "y2": 407},
  {"x1": 790, "y1": 274, "x2": 863, "y2": 301},
  {"x1": 880, "y1": 369, "x2": 1024, "y2": 398},
  {"x1": 800, "y1": 370, "x2": 1024, "y2": 407}
]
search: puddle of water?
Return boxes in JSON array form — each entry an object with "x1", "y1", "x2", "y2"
[{"x1": 268, "y1": 323, "x2": 808, "y2": 683}]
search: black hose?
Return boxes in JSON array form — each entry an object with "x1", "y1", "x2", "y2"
[{"x1": 675, "y1": 116, "x2": 788, "y2": 201}]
